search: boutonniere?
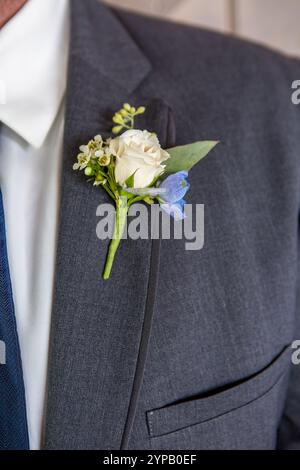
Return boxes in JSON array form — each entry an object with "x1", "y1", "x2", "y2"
[{"x1": 73, "y1": 103, "x2": 218, "y2": 279}]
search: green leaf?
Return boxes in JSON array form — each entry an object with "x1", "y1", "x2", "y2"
[
  {"x1": 125, "y1": 171, "x2": 136, "y2": 188},
  {"x1": 165, "y1": 141, "x2": 219, "y2": 175},
  {"x1": 119, "y1": 188, "x2": 135, "y2": 199}
]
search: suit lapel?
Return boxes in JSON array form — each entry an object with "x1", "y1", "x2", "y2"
[{"x1": 44, "y1": 0, "x2": 175, "y2": 449}]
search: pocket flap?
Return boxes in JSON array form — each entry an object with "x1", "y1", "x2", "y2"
[{"x1": 147, "y1": 346, "x2": 291, "y2": 438}]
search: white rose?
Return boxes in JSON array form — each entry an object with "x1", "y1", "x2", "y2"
[{"x1": 109, "y1": 129, "x2": 170, "y2": 188}]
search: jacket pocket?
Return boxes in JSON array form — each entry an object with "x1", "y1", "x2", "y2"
[{"x1": 147, "y1": 346, "x2": 291, "y2": 439}]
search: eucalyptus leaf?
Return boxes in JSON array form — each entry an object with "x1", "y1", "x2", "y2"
[{"x1": 165, "y1": 141, "x2": 219, "y2": 175}]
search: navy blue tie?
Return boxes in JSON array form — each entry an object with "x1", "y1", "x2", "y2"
[{"x1": 0, "y1": 189, "x2": 29, "y2": 450}]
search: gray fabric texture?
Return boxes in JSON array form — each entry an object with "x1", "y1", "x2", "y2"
[{"x1": 43, "y1": 0, "x2": 300, "y2": 450}]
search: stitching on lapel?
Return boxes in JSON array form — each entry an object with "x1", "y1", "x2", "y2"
[{"x1": 121, "y1": 105, "x2": 176, "y2": 450}]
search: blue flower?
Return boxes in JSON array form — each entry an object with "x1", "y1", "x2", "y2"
[
  {"x1": 159, "y1": 171, "x2": 190, "y2": 203},
  {"x1": 160, "y1": 199, "x2": 187, "y2": 221},
  {"x1": 158, "y1": 171, "x2": 190, "y2": 220}
]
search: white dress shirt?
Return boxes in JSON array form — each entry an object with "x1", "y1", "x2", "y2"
[{"x1": 0, "y1": 0, "x2": 70, "y2": 449}]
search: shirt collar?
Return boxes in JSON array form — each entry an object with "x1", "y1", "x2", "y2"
[{"x1": 0, "y1": 0, "x2": 70, "y2": 148}]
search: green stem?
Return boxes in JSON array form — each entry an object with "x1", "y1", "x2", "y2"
[
  {"x1": 102, "y1": 183, "x2": 116, "y2": 201},
  {"x1": 128, "y1": 196, "x2": 144, "y2": 206},
  {"x1": 103, "y1": 196, "x2": 128, "y2": 280}
]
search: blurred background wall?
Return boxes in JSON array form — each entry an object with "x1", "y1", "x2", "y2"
[{"x1": 104, "y1": 0, "x2": 300, "y2": 58}]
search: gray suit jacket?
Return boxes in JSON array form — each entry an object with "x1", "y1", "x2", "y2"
[{"x1": 43, "y1": 0, "x2": 300, "y2": 449}]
